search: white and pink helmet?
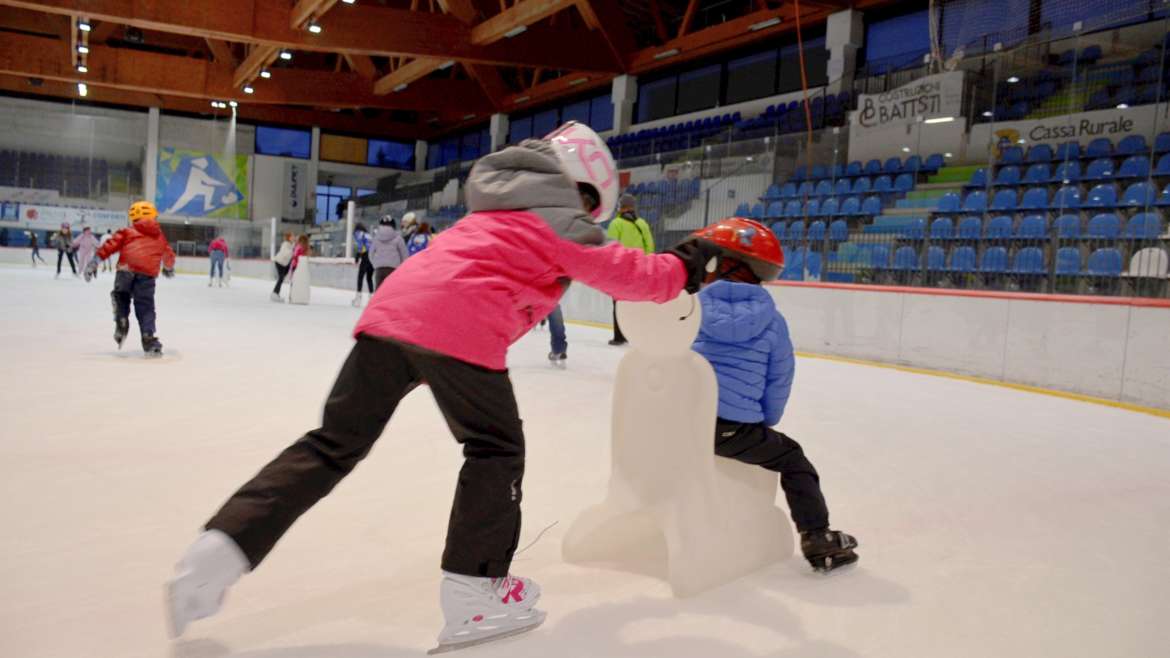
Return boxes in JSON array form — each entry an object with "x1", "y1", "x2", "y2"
[{"x1": 545, "y1": 121, "x2": 618, "y2": 223}]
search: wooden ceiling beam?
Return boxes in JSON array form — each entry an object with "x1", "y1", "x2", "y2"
[
  {"x1": 504, "y1": 72, "x2": 609, "y2": 111},
  {"x1": 291, "y1": 0, "x2": 340, "y2": 28},
  {"x1": 678, "y1": 0, "x2": 699, "y2": 37},
  {"x1": 343, "y1": 54, "x2": 377, "y2": 79},
  {"x1": 469, "y1": 0, "x2": 577, "y2": 45},
  {"x1": 373, "y1": 57, "x2": 445, "y2": 95},
  {"x1": 0, "y1": 0, "x2": 619, "y2": 72},
  {"x1": 233, "y1": 44, "x2": 279, "y2": 89},
  {"x1": 205, "y1": 39, "x2": 237, "y2": 65},
  {"x1": 572, "y1": 0, "x2": 636, "y2": 71}
]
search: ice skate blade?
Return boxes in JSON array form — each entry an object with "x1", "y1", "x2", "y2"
[
  {"x1": 427, "y1": 611, "x2": 546, "y2": 655},
  {"x1": 809, "y1": 553, "x2": 860, "y2": 576}
]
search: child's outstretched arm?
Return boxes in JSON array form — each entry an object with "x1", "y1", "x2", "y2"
[
  {"x1": 95, "y1": 230, "x2": 127, "y2": 260},
  {"x1": 555, "y1": 238, "x2": 716, "y2": 301},
  {"x1": 763, "y1": 311, "x2": 796, "y2": 427}
]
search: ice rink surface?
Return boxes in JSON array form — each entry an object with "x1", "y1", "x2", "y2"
[{"x1": 1, "y1": 265, "x2": 1168, "y2": 658}]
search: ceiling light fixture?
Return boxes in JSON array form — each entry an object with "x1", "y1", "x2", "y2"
[
  {"x1": 654, "y1": 48, "x2": 680, "y2": 60},
  {"x1": 981, "y1": 110, "x2": 994, "y2": 117},
  {"x1": 514, "y1": 95, "x2": 530, "y2": 103},
  {"x1": 259, "y1": 69, "x2": 271, "y2": 79},
  {"x1": 77, "y1": 82, "x2": 87, "y2": 97},
  {"x1": 77, "y1": 64, "x2": 88, "y2": 74},
  {"x1": 243, "y1": 85, "x2": 254, "y2": 94},
  {"x1": 77, "y1": 45, "x2": 89, "y2": 54},
  {"x1": 924, "y1": 116, "x2": 955, "y2": 124},
  {"x1": 279, "y1": 50, "x2": 292, "y2": 61},
  {"x1": 944, "y1": 152, "x2": 953, "y2": 158},
  {"x1": 341, "y1": 0, "x2": 356, "y2": 3},
  {"x1": 1116, "y1": 103, "x2": 1129, "y2": 109},
  {"x1": 308, "y1": 22, "x2": 322, "y2": 34},
  {"x1": 78, "y1": 20, "x2": 91, "y2": 32},
  {"x1": 748, "y1": 17, "x2": 781, "y2": 32},
  {"x1": 504, "y1": 25, "x2": 527, "y2": 38},
  {"x1": 569, "y1": 77, "x2": 588, "y2": 86},
  {"x1": 438, "y1": 60, "x2": 455, "y2": 70},
  {"x1": 463, "y1": 114, "x2": 476, "y2": 120},
  {"x1": 901, "y1": 146, "x2": 911, "y2": 153},
  {"x1": 229, "y1": 100, "x2": 238, "y2": 108},
  {"x1": 1006, "y1": 76, "x2": 1020, "y2": 83},
  {"x1": 393, "y1": 83, "x2": 408, "y2": 92}
]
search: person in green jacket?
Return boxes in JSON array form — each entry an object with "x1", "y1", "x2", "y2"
[{"x1": 605, "y1": 193, "x2": 655, "y2": 345}]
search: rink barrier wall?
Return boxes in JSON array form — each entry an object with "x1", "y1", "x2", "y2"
[{"x1": 560, "y1": 280, "x2": 1170, "y2": 413}]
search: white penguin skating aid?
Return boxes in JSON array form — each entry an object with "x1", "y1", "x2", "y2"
[
  {"x1": 165, "y1": 530, "x2": 249, "y2": 638},
  {"x1": 428, "y1": 572, "x2": 546, "y2": 654}
]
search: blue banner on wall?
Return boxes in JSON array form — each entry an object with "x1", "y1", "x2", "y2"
[{"x1": 155, "y1": 148, "x2": 249, "y2": 219}]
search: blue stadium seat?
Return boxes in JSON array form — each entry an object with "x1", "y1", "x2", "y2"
[
  {"x1": 980, "y1": 247, "x2": 1009, "y2": 273},
  {"x1": 803, "y1": 199, "x2": 820, "y2": 216},
  {"x1": 769, "y1": 221, "x2": 788, "y2": 239},
  {"x1": 833, "y1": 178, "x2": 852, "y2": 196},
  {"x1": 883, "y1": 157, "x2": 902, "y2": 175},
  {"x1": 1121, "y1": 182, "x2": 1157, "y2": 208},
  {"x1": 1055, "y1": 141, "x2": 1081, "y2": 161},
  {"x1": 957, "y1": 216, "x2": 982, "y2": 240},
  {"x1": 735, "y1": 202, "x2": 751, "y2": 216},
  {"x1": 762, "y1": 184, "x2": 783, "y2": 201},
  {"x1": 994, "y1": 166, "x2": 1021, "y2": 187},
  {"x1": 1085, "y1": 138, "x2": 1113, "y2": 159},
  {"x1": 864, "y1": 159, "x2": 883, "y2": 176},
  {"x1": 923, "y1": 153, "x2": 945, "y2": 172},
  {"x1": 765, "y1": 201, "x2": 784, "y2": 219},
  {"x1": 1054, "y1": 247, "x2": 1082, "y2": 275},
  {"x1": 1050, "y1": 185, "x2": 1082, "y2": 210},
  {"x1": 1156, "y1": 154, "x2": 1170, "y2": 177},
  {"x1": 1124, "y1": 212, "x2": 1164, "y2": 239},
  {"x1": 783, "y1": 200, "x2": 803, "y2": 217},
  {"x1": 1086, "y1": 213, "x2": 1121, "y2": 239},
  {"x1": 819, "y1": 197, "x2": 840, "y2": 217},
  {"x1": 792, "y1": 181, "x2": 810, "y2": 198},
  {"x1": 902, "y1": 217, "x2": 927, "y2": 239},
  {"x1": 1083, "y1": 158, "x2": 1115, "y2": 181},
  {"x1": 930, "y1": 217, "x2": 954, "y2": 240},
  {"x1": 950, "y1": 246, "x2": 977, "y2": 272},
  {"x1": 788, "y1": 221, "x2": 806, "y2": 242},
  {"x1": 872, "y1": 175, "x2": 893, "y2": 193},
  {"x1": 1153, "y1": 132, "x2": 1170, "y2": 154},
  {"x1": 892, "y1": 246, "x2": 920, "y2": 270},
  {"x1": 750, "y1": 203, "x2": 765, "y2": 219},
  {"x1": 831, "y1": 163, "x2": 845, "y2": 178},
  {"x1": 861, "y1": 195, "x2": 883, "y2": 216},
  {"x1": 936, "y1": 192, "x2": 961, "y2": 214},
  {"x1": 781, "y1": 249, "x2": 805, "y2": 280},
  {"x1": 852, "y1": 177, "x2": 872, "y2": 195},
  {"x1": 903, "y1": 155, "x2": 922, "y2": 173},
  {"x1": 806, "y1": 250, "x2": 822, "y2": 278},
  {"x1": 1118, "y1": 156, "x2": 1150, "y2": 179},
  {"x1": 1026, "y1": 144, "x2": 1054, "y2": 163},
  {"x1": 894, "y1": 173, "x2": 915, "y2": 193},
  {"x1": 1050, "y1": 160, "x2": 1081, "y2": 183},
  {"x1": 869, "y1": 244, "x2": 891, "y2": 269},
  {"x1": 1023, "y1": 163, "x2": 1051, "y2": 184},
  {"x1": 963, "y1": 190, "x2": 988, "y2": 212},
  {"x1": 808, "y1": 220, "x2": 827, "y2": 242},
  {"x1": 814, "y1": 180, "x2": 834, "y2": 197},
  {"x1": 1012, "y1": 247, "x2": 1046, "y2": 275},
  {"x1": 1083, "y1": 184, "x2": 1118, "y2": 210},
  {"x1": 1015, "y1": 214, "x2": 1048, "y2": 240},
  {"x1": 926, "y1": 246, "x2": 946, "y2": 271},
  {"x1": 1018, "y1": 187, "x2": 1050, "y2": 211},
  {"x1": 829, "y1": 219, "x2": 848, "y2": 241},
  {"x1": 779, "y1": 182, "x2": 797, "y2": 198},
  {"x1": 1080, "y1": 45, "x2": 1103, "y2": 65},
  {"x1": 965, "y1": 168, "x2": 988, "y2": 188},
  {"x1": 845, "y1": 161, "x2": 863, "y2": 177},
  {"x1": 1085, "y1": 248, "x2": 1122, "y2": 276},
  {"x1": 792, "y1": 166, "x2": 808, "y2": 181},
  {"x1": 1117, "y1": 135, "x2": 1148, "y2": 155},
  {"x1": 839, "y1": 196, "x2": 861, "y2": 216},
  {"x1": 810, "y1": 164, "x2": 829, "y2": 180},
  {"x1": 999, "y1": 146, "x2": 1024, "y2": 164},
  {"x1": 985, "y1": 215, "x2": 1014, "y2": 239},
  {"x1": 1054, "y1": 214, "x2": 1082, "y2": 239},
  {"x1": 990, "y1": 189, "x2": 1017, "y2": 212}
]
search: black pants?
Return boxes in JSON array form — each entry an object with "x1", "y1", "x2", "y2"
[
  {"x1": 714, "y1": 419, "x2": 829, "y2": 533},
  {"x1": 111, "y1": 271, "x2": 158, "y2": 335},
  {"x1": 273, "y1": 262, "x2": 290, "y2": 294},
  {"x1": 57, "y1": 249, "x2": 77, "y2": 275},
  {"x1": 374, "y1": 266, "x2": 395, "y2": 290},
  {"x1": 356, "y1": 253, "x2": 374, "y2": 293},
  {"x1": 611, "y1": 300, "x2": 626, "y2": 343},
  {"x1": 31, "y1": 247, "x2": 45, "y2": 264},
  {"x1": 205, "y1": 336, "x2": 526, "y2": 578}
]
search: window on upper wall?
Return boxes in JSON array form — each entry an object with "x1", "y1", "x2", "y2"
[
  {"x1": 460, "y1": 131, "x2": 482, "y2": 161},
  {"x1": 255, "y1": 125, "x2": 312, "y2": 159},
  {"x1": 509, "y1": 116, "x2": 533, "y2": 143},
  {"x1": 479, "y1": 128, "x2": 491, "y2": 156},
  {"x1": 778, "y1": 36, "x2": 827, "y2": 93},
  {"x1": 315, "y1": 184, "x2": 350, "y2": 224},
  {"x1": 677, "y1": 64, "x2": 722, "y2": 114},
  {"x1": 357, "y1": 188, "x2": 376, "y2": 198},
  {"x1": 589, "y1": 94, "x2": 613, "y2": 132},
  {"x1": 726, "y1": 50, "x2": 779, "y2": 105},
  {"x1": 561, "y1": 99, "x2": 590, "y2": 125},
  {"x1": 366, "y1": 139, "x2": 414, "y2": 170},
  {"x1": 864, "y1": 9, "x2": 931, "y2": 74},
  {"x1": 637, "y1": 76, "x2": 678, "y2": 123},
  {"x1": 532, "y1": 109, "x2": 559, "y2": 137}
]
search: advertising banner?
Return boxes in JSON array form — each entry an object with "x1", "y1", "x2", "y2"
[
  {"x1": 156, "y1": 147, "x2": 249, "y2": 219},
  {"x1": 851, "y1": 72, "x2": 966, "y2": 130},
  {"x1": 968, "y1": 103, "x2": 1170, "y2": 157},
  {"x1": 282, "y1": 160, "x2": 307, "y2": 220},
  {"x1": 14, "y1": 204, "x2": 127, "y2": 230}
]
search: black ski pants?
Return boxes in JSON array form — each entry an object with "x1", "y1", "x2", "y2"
[
  {"x1": 356, "y1": 253, "x2": 374, "y2": 293},
  {"x1": 57, "y1": 248, "x2": 76, "y2": 275},
  {"x1": 273, "y1": 262, "x2": 290, "y2": 294},
  {"x1": 205, "y1": 335, "x2": 526, "y2": 578},
  {"x1": 374, "y1": 266, "x2": 395, "y2": 290},
  {"x1": 714, "y1": 419, "x2": 829, "y2": 533},
  {"x1": 111, "y1": 271, "x2": 157, "y2": 335}
]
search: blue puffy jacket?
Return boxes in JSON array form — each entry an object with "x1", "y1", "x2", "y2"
[{"x1": 692, "y1": 280, "x2": 795, "y2": 426}]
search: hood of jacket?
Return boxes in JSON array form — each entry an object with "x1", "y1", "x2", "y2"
[
  {"x1": 133, "y1": 219, "x2": 163, "y2": 238},
  {"x1": 464, "y1": 139, "x2": 604, "y2": 246},
  {"x1": 698, "y1": 280, "x2": 776, "y2": 343},
  {"x1": 375, "y1": 228, "x2": 401, "y2": 243}
]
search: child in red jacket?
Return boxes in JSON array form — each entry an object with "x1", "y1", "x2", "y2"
[{"x1": 86, "y1": 201, "x2": 176, "y2": 356}]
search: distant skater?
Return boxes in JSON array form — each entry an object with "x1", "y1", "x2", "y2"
[{"x1": 29, "y1": 232, "x2": 46, "y2": 266}]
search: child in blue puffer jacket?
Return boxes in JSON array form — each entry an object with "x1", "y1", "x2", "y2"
[{"x1": 690, "y1": 218, "x2": 859, "y2": 573}]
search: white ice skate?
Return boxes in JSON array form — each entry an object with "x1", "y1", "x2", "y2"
[
  {"x1": 352, "y1": 292, "x2": 364, "y2": 307},
  {"x1": 165, "y1": 530, "x2": 249, "y2": 638},
  {"x1": 269, "y1": 292, "x2": 282, "y2": 302},
  {"x1": 429, "y1": 572, "x2": 546, "y2": 655}
]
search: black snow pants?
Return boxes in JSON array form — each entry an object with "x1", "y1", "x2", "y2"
[
  {"x1": 714, "y1": 419, "x2": 829, "y2": 533},
  {"x1": 374, "y1": 266, "x2": 395, "y2": 290},
  {"x1": 111, "y1": 271, "x2": 158, "y2": 335},
  {"x1": 205, "y1": 335, "x2": 526, "y2": 578},
  {"x1": 356, "y1": 252, "x2": 374, "y2": 293}
]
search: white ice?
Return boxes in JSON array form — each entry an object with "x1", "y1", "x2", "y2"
[{"x1": 1, "y1": 266, "x2": 1167, "y2": 658}]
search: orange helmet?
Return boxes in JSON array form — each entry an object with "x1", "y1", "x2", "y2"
[
  {"x1": 689, "y1": 217, "x2": 784, "y2": 281},
  {"x1": 128, "y1": 201, "x2": 158, "y2": 223}
]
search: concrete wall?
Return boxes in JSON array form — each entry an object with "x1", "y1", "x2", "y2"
[{"x1": 558, "y1": 280, "x2": 1170, "y2": 410}]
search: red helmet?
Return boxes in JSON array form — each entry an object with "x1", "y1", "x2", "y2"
[{"x1": 690, "y1": 217, "x2": 784, "y2": 281}]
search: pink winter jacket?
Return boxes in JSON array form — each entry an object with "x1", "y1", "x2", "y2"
[{"x1": 354, "y1": 140, "x2": 686, "y2": 370}]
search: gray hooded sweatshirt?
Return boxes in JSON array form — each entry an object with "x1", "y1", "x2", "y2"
[{"x1": 370, "y1": 227, "x2": 409, "y2": 269}]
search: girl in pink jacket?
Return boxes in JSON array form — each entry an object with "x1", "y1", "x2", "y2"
[
  {"x1": 70, "y1": 226, "x2": 100, "y2": 277},
  {"x1": 166, "y1": 123, "x2": 716, "y2": 651}
]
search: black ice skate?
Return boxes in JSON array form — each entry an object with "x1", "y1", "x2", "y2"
[
  {"x1": 141, "y1": 333, "x2": 163, "y2": 357},
  {"x1": 113, "y1": 317, "x2": 129, "y2": 349},
  {"x1": 800, "y1": 528, "x2": 859, "y2": 573},
  {"x1": 548, "y1": 351, "x2": 567, "y2": 368}
]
